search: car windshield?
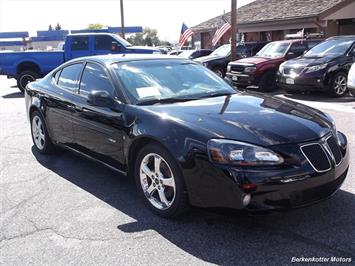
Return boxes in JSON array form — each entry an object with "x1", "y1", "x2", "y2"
[
  {"x1": 112, "y1": 60, "x2": 235, "y2": 104},
  {"x1": 211, "y1": 45, "x2": 230, "y2": 56},
  {"x1": 112, "y1": 34, "x2": 132, "y2": 47},
  {"x1": 304, "y1": 39, "x2": 354, "y2": 57},
  {"x1": 256, "y1": 42, "x2": 290, "y2": 58}
]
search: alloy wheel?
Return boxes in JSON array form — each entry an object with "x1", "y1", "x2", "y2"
[
  {"x1": 32, "y1": 115, "x2": 45, "y2": 150},
  {"x1": 139, "y1": 153, "x2": 176, "y2": 210},
  {"x1": 333, "y1": 75, "x2": 347, "y2": 96}
]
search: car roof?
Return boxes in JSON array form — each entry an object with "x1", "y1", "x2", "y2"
[
  {"x1": 326, "y1": 35, "x2": 355, "y2": 40},
  {"x1": 67, "y1": 32, "x2": 117, "y2": 37},
  {"x1": 69, "y1": 54, "x2": 188, "y2": 65}
]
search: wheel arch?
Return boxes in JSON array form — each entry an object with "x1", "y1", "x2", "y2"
[
  {"x1": 126, "y1": 136, "x2": 168, "y2": 177},
  {"x1": 17, "y1": 61, "x2": 41, "y2": 76}
]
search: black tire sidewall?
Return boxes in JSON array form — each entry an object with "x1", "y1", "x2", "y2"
[
  {"x1": 259, "y1": 71, "x2": 276, "y2": 92},
  {"x1": 134, "y1": 143, "x2": 188, "y2": 218},
  {"x1": 30, "y1": 110, "x2": 54, "y2": 154},
  {"x1": 213, "y1": 67, "x2": 225, "y2": 78},
  {"x1": 17, "y1": 71, "x2": 39, "y2": 93}
]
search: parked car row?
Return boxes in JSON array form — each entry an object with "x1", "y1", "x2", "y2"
[{"x1": 225, "y1": 35, "x2": 355, "y2": 97}]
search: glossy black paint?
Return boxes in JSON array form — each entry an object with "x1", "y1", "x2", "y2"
[{"x1": 25, "y1": 55, "x2": 349, "y2": 211}]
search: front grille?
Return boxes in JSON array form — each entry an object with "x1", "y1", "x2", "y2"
[
  {"x1": 231, "y1": 65, "x2": 244, "y2": 73},
  {"x1": 283, "y1": 67, "x2": 303, "y2": 75},
  {"x1": 301, "y1": 143, "x2": 331, "y2": 172},
  {"x1": 326, "y1": 136, "x2": 342, "y2": 165}
]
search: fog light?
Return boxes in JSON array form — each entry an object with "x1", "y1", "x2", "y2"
[{"x1": 242, "y1": 194, "x2": 251, "y2": 206}]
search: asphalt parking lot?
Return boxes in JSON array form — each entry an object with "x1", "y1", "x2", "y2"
[{"x1": 0, "y1": 76, "x2": 354, "y2": 265}]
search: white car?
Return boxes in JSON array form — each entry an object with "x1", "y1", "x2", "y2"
[{"x1": 348, "y1": 63, "x2": 355, "y2": 96}]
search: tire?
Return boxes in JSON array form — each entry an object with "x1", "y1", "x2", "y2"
[
  {"x1": 258, "y1": 71, "x2": 277, "y2": 92},
  {"x1": 213, "y1": 67, "x2": 225, "y2": 78},
  {"x1": 17, "y1": 71, "x2": 39, "y2": 93},
  {"x1": 329, "y1": 72, "x2": 348, "y2": 97},
  {"x1": 134, "y1": 143, "x2": 189, "y2": 218},
  {"x1": 30, "y1": 110, "x2": 56, "y2": 154}
]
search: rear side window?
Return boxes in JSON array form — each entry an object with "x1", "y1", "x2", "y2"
[
  {"x1": 58, "y1": 63, "x2": 83, "y2": 92},
  {"x1": 289, "y1": 42, "x2": 307, "y2": 54},
  {"x1": 95, "y1": 35, "x2": 119, "y2": 50},
  {"x1": 71, "y1": 36, "x2": 89, "y2": 51},
  {"x1": 79, "y1": 63, "x2": 114, "y2": 96}
]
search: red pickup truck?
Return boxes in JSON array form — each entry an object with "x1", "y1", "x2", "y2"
[{"x1": 226, "y1": 39, "x2": 322, "y2": 91}]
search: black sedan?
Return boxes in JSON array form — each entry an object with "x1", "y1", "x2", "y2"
[{"x1": 25, "y1": 54, "x2": 349, "y2": 217}]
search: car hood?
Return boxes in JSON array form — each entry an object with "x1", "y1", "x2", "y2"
[
  {"x1": 283, "y1": 55, "x2": 338, "y2": 67},
  {"x1": 140, "y1": 93, "x2": 332, "y2": 146},
  {"x1": 231, "y1": 56, "x2": 281, "y2": 66},
  {"x1": 194, "y1": 54, "x2": 226, "y2": 63}
]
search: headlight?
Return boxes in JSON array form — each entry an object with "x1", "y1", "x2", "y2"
[
  {"x1": 244, "y1": 66, "x2": 256, "y2": 73},
  {"x1": 207, "y1": 139, "x2": 284, "y2": 166},
  {"x1": 279, "y1": 62, "x2": 286, "y2": 73},
  {"x1": 227, "y1": 64, "x2": 231, "y2": 73},
  {"x1": 306, "y1": 63, "x2": 327, "y2": 73}
]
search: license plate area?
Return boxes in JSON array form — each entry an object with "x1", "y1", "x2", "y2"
[{"x1": 286, "y1": 78, "x2": 294, "y2": 84}]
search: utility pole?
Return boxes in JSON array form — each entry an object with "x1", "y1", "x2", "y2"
[
  {"x1": 120, "y1": 0, "x2": 125, "y2": 39},
  {"x1": 230, "y1": 0, "x2": 237, "y2": 61}
]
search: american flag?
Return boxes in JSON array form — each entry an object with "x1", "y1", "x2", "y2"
[
  {"x1": 212, "y1": 22, "x2": 231, "y2": 47},
  {"x1": 179, "y1": 23, "x2": 194, "y2": 47}
]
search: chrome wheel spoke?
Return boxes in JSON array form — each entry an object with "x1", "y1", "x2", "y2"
[
  {"x1": 158, "y1": 189, "x2": 170, "y2": 207},
  {"x1": 141, "y1": 164, "x2": 154, "y2": 179},
  {"x1": 154, "y1": 156, "x2": 161, "y2": 174},
  {"x1": 161, "y1": 177, "x2": 174, "y2": 187},
  {"x1": 145, "y1": 184, "x2": 156, "y2": 197}
]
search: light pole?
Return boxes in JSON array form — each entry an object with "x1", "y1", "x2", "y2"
[
  {"x1": 230, "y1": 0, "x2": 237, "y2": 61},
  {"x1": 120, "y1": 0, "x2": 125, "y2": 39}
]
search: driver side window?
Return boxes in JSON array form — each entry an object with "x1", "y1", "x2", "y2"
[{"x1": 79, "y1": 63, "x2": 115, "y2": 97}]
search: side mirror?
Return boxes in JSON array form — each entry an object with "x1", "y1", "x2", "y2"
[
  {"x1": 87, "y1": 90, "x2": 114, "y2": 108},
  {"x1": 285, "y1": 52, "x2": 296, "y2": 60}
]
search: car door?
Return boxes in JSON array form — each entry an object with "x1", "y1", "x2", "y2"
[
  {"x1": 71, "y1": 62, "x2": 126, "y2": 170},
  {"x1": 44, "y1": 63, "x2": 83, "y2": 145},
  {"x1": 94, "y1": 35, "x2": 123, "y2": 55},
  {"x1": 69, "y1": 35, "x2": 92, "y2": 59}
]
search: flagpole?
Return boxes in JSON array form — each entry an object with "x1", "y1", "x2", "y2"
[
  {"x1": 120, "y1": 0, "x2": 125, "y2": 39},
  {"x1": 230, "y1": 0, "x2": 237, "y2": 61}
]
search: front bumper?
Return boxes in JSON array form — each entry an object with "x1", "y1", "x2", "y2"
[
  {"x1": 276, "y1": 72, "x2": 328, "y2": 91},
  {"x1": 226, "y1": 72, "x2": 258, "y2": 87},
  {"x1": 183, "y1": 132, "x2": 349, "y2": 211}
]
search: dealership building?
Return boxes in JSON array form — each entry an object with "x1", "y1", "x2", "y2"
[{"x1": 191, "y1": 0, "x2": 355, "y2": 49}]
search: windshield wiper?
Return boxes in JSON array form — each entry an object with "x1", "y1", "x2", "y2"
[
  {"x1": 198, "y1": 91, "x2": 235, "y2": 99},
  {"x1": 137, "y1": 97, "x2": 199, "y2": 105}
]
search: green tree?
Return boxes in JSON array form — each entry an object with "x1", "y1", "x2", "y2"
[
  {"x1": 127, "y1": 27, "x2": 161, "y2": 46},
  {"x1": 48, "y1": 24, "x2": 53, "y2": 31},
  {"x1": 88, "y1": 23, "x2": 104, "y2": 30}
]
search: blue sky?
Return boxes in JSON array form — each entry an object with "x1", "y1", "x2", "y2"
[{"x1": 0, "y1": 0, "x2": 254, "y2": 42}]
